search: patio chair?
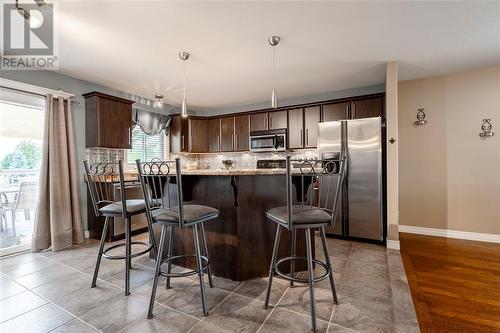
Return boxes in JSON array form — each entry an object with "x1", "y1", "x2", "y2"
[{"x1": 0, "y1": 181, "x2": 38, "y2": 237}]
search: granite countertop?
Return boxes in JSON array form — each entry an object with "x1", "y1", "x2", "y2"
[{"x1": 85, "y1": 169, "x2": 287, "y2": 182}]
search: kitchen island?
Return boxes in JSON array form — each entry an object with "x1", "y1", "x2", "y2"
[{"x1": 151, "y1": 169, "x2": 313, "y2": 281}]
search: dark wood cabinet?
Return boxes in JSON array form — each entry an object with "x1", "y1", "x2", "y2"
[
  {"x1": 188, "y1": 118, "x2": 207, "y2": 153},
  {"x1": 84, "y1": 92, "x2": 134, "y2": 149},
  {"x1": 170, "y1": 115, "x2": 188, "y2": 153},
  {"x1": 250, "y1": 113, "x2": 268, "y2": 132},
  {"x1": 351, "y1": 96, "x2": 384, "y2": 119},
  {"x1": 207, "y1": 118, "x2": 221, "y2": 152},
  {"x1": 234, "y1": 115, "x2": 250, "y2": 151},
  {"x1": 288, "y1": 108, "x2": 304, "y2": 149},
  {"x1": 268, "y1": 110, "x2": 287, "y2": 129},
  {"x1": 322, "y1": 102, "x2": 350, "y2": 122},
  {"x1": 304, "y1": 106, "x2": 320, "y2": 148},
  {"x1": 220, "y1": 117, "x2": 235, "y2": 152}
]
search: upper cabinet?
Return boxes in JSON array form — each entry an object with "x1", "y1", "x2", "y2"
[
  {"x1": 304, "y1": 106, "x2": 320, "y2": 148},
  {"x1": 188, "y1": 118, "x2": 207, "y2": 153},
  {"x1": 220, "y1": 117, "x2": 235, "y2": 152},
  {"x1": 322, "y1": 102, "x2": 349, "y2": 122},
  {"x1": 250, "y1": 113, "x2": 268, "y2": 132},
  {"x1": 268, "y1": 110, "x2": 287, "y2": 129},
  {"x1": 84, "y1": 92, "x2": 134, "y2": 149},
  {"x1": 170, "y1": 115, "x2": 208, "y2": 153},
  {"x1": 250, "y1": 110, "x2": 287, "y2": 132},
  {"x1": 288, "y1": 107, "x2": 320, "y2": 149},
  {"x1": 350, "y1": 96, "x2": 384, "y2": 119},
  {"x1": 169, "y1": 94, "x2": 384, "y2": 153},
  {"x1": 288, "y1": 108, "x2": 304, "y2": 149},
  {"x1": 234, "y1": 115, "x2": 250, "y2": 151},
  {"x1": 207, "y1": 118, "x2": 221, "y2": 152}
]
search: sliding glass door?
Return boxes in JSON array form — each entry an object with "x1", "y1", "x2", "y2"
[{"x1": 0, "y1": 88, "x2": 45, "y2": 256}]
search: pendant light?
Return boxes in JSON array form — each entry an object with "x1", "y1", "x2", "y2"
[
  {"x1": 179, "y1": 51, "x2": 190, "y2": 118},
  {"x1": 268, "y1": 35, "x2": 280, "y2": 108}
]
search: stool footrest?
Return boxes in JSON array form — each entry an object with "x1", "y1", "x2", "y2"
[
  {"x1": 158, "y1": 254, "x2": 210, "y2": 278},
  {"x1": 274, "y1": 256, "x2": 330, "y2": 284},
  {"x1": 102, "y1": 241, "x2": 153, "y2": 260}
]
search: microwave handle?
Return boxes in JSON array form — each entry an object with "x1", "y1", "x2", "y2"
[{"x1": 274, "y1": 135, "x2": 279, "y2": 149}]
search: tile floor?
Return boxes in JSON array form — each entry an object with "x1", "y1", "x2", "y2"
[{"x1": 0, "y1": 234, "x2": 419, "y2": 333}]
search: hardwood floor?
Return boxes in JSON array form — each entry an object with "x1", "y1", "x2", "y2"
[{"x1": 400, "y1": 233, "x2": 500, "y2": 333}]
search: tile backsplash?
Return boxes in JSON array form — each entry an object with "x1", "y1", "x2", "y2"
[
  {"x1": 85, "y1": 148, "x2": 126, "y2": 164},
  {"x1": 170, "y1": 150, "x2": 317, "y2": 170},
  {"x1": 85, "y1": 147, "x2": 317, "y2": 170}
]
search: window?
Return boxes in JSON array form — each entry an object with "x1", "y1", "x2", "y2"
[{"x1": 127, "y1": 125, "x2": 166, "y2": 163}]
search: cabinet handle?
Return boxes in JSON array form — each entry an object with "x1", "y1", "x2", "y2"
[
  {"x1": 352, "y1": 103, "x2": 356, "y2": 119},
  {"x1": 231, "y1": 134, "x2": 234, "y2": 149},
  {"x1": 217, "y1": 135, "x2": 220, "y2": 151},
  {"x1": 306, "y1": 129, "x2": 309, "y2": 146},
  {"x1": 181, "y1": 135, "x2": 185, "y2": 150},
  {"x1": 300, "y1": 129, "x2": 303, "y2": 146},
  {"x1": 235, "y1": 134, "x2": 238, "y2": 150},
  {"x1": 346, "y1": 104, "x2": 350, "y2": 119}
]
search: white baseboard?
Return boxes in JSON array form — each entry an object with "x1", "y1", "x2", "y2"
[
  {"x1": 84, "y1": 231, "x2": 90, "y2": 238},
  {"x1": 386, "y1": 240, "x2": 400, "y2": 250},
  {"x1": 399, "y1": 225, "x2": 500, "y2": 244}
]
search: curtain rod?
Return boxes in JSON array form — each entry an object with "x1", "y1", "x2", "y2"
[{"x1": 0, "y1": 78, "x2": 75, "y2": 98}]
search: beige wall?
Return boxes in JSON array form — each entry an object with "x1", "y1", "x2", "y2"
[{"x1": 399, "y1": 66, "x2": 500, "y2": 235}]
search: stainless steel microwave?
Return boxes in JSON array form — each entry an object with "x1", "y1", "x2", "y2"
[{"x1": 249, "y1": 129, "x2": 287, "y2": 152}]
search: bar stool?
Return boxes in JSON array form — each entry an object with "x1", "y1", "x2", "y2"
[
  {"x1": 135, "y1": 158, "x2": 219, "y2": 318},
  {"x1": 83, "y1": 160, "x2": 156, "y2": 296},
  {"x1": 264, "y1": 156, "x2": 346, "y2": 332}
]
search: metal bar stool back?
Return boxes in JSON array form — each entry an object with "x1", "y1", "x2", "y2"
[
  {"x1": 83, "y1": 160, "x2": 156, "y2": 296},
  {"x1": 264, "y1": 155, "x2": 346, "y2": 332},
  {"x1": 136, "y1": 158, "x2": 219, "y2": 318}
]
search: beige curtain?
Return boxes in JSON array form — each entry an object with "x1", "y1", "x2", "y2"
[{"x1": 32, "y1": 95, "x2": 85, "y2": 252}]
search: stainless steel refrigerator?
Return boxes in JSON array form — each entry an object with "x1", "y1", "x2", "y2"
[{"x1": 318, "y1": 117, "x2": 384, "y2": 242}]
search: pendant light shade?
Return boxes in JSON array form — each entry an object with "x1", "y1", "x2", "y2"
[
  {"x1": 271, "y1": 88, "x2": 278, "y2": 109},
  {"x1": 179, "y1": 51, "x2": 190, "y2": 118},
  {"x1": 268, "y1": 35, "x2": 280, "y2": 109},
  {"x1": 181, "y1": 98, "x2": 187, "y2": 118}
]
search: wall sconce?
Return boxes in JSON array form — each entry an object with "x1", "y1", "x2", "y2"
[
  {"x1": 414, "y1": 108, "x2": 427, "y2": 126},
  {"x1": 479, "y1": 119, "x2": 494, "y2": 138}
]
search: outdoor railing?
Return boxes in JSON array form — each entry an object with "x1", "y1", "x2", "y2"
[{"x1": 0, "y1": 169, "x2": 39, "y2": 188}]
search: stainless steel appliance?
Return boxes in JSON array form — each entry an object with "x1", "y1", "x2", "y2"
[
  {"x1": 318, "y1": 117, "x2": 384, "y2": 242},
  {"x1": 249, "y1": 129, "x2": 286, "y2": 152}
]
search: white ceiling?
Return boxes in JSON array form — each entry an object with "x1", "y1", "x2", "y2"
[{"x1": 53, "y1": 0, "x2": 500, "y2": 112}]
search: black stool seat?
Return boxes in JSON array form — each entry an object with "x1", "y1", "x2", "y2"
[
  {"x1": 266, "y1": 206, "x2": 331, "y2": 226},
  {"x1": 99, "y1": 199, "x2": 147, "y2": 215},
  {"x1": 153, "y1": 205, "x2": 219, "y2": 225}
]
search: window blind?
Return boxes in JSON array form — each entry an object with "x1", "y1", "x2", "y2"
[{"x1": 127, "y1": 125, "x2": 165, "y2": 163}]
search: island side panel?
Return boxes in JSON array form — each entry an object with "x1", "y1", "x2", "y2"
[{"x1": 234, "y1": 175, "x2": 310, "y2": 280}]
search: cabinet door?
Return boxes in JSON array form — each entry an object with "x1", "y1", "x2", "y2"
[
  {"x1": 268, "y1": 110, "x2": 287, "y2": 129},
  {"x1": 169, "y1": 115, "x2": 188, "y2": 153},
  {"x1": 250, "y1": 113, "x2": 268, "y2": 132},
  {"x1": 288, "y1": 108, "x2": 304, "y2": 149},
  {"x1": 234, "y1": 115, "x2": 250, "y2": 151},
  {"x1": 322, "y1": 102, "x2": 349, "y2": 122},
  {"x1": 189, "y1": 119, "x2": 207, "y2": 153},
  {"x1": 351, "y1": 97, "x2": 383, "y2": 119},
  {"x1": 207, "y1": 118, "x2": 221, "y2": 152},
  {"x1": 304, "y1": 106, "x2": 320, "y2": 148},
  {"x1": 220, "y1": 116, "x2": 235, "y2": 152},
  {"x1": 98, "y1": 98, "x2": 132, "y2": 149}
]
